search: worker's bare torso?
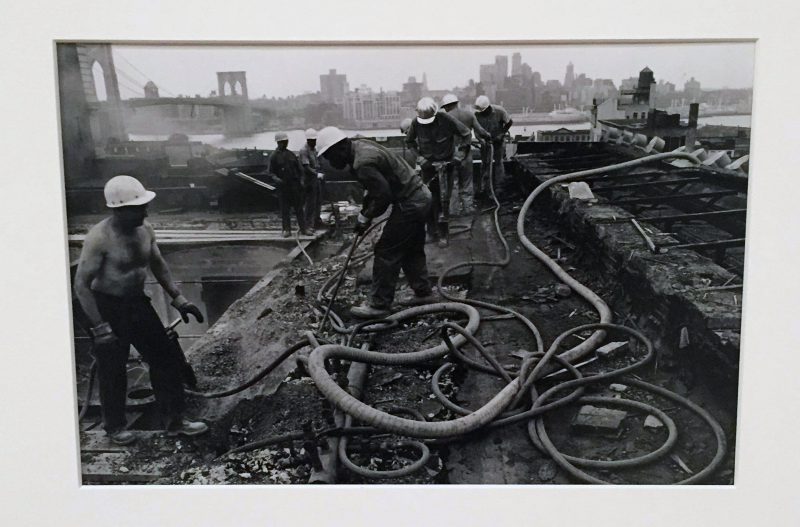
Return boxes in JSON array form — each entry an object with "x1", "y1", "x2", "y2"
[{"x1": 87, "y1": 218, "x2": 154, "y2": 297}]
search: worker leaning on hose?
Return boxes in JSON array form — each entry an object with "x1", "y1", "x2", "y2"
[
  {"x1": 473, "y1": 95, "x2": 513, "y2": 203},
  {"x1": 269, "y1": 132, "x2": 310, "y2": 238},
  {"x1": 405, "y1": 97, "x2": 472, "y2": 247},
  {"x1": 298, "y1": 128, "x2": 325, "y2": 230},
  {"x1": 317, "y1": 126, "x2": 438, "y2": 318},
  {"x1": 440, "y1": 93, "x2": 492, "y2": 215},
  {"x1": 73, "y1": 176, "x2": 208, "y2": 446}
]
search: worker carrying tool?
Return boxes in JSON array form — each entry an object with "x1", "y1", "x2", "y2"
[
  {"x1": 440, "y1": 93, "x2": 492, "y2": 215},
  {"x1": 405, "y1": 97, "x2": 472, "y2": 247},
  {"x1": 316, "y1": 126, "x2": 436, "y2": 318},
  {"x1": 269, "y1": 132, "x2": 310, "y2": 238},
  {"x1": 473, "y1": 95, "x2": 513, "y2": 203},
  {"x1": 299, "y1": 128, "x2": 325, "y2": 230},
  {"x1": 73, "y1": 175, "x2": 208, "y2": 446}
]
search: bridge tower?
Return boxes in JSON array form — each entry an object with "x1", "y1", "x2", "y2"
[
  {"x1": 56, "y1": 43, "x2": 128, "y2": 181},
  {"x1": 216, "y1": 71, "x2": 254, "y2": 135}
]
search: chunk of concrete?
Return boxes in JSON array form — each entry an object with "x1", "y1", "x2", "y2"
[
  {"x1": 595, "y1": 341, "x2": 628, "y2": 358},
  {"x1": 644, "y1": 415, "x2": 664, "y2": 428},
  {"x1": 609, "y1": 383, "x2": 628, "y2": 393},
  {"x1": 567, "y1": 182, "x2": 596, "y2": 201},
  {"x1": 572, "y1": 405, "x2": 627, "y2": 435}
]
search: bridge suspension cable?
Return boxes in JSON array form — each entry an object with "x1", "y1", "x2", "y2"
[{"x1": 113, "y1": 49, "x2": 178, "y2": 97}]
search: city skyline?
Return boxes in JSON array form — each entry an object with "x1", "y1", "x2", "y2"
[{"x1": 111, "y1": 42, "x2": 754, "y2": 100}]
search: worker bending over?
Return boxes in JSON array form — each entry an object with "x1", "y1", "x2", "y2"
[
  {"x1": 440, "y1": 93, "x2": 491, "y2": 215},
  {"x1": 74, "y1": 176, "x2": 208, "y2": 445},
  {"x1": 317, "y1": 126, "x2": 436, "y2": 318},
  {"x1": 473, "y1": 95, "x2": 513, "y2": 202},
  {"x1": 405, "y1": 97, "x2": 471, "y2": 247}
]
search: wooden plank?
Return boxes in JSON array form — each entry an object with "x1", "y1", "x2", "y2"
[
  {"x1": 80, "y1": 431, "x2": 175, "y2": 453},
  {"x1": 81, "y1": 453, "x2": 163, "y2": 483}
]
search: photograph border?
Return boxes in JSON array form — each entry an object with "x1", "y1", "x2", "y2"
[{"x1": 2, "y1": 1, "x2": 799, "y2": 526}]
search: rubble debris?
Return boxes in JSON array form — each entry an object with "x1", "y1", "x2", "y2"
[
  {"x1": 572, "y1": 405, "x2": 628, "y2": 435},
  {"x1": 644, "y1": 415, "x2": 664, "y2": 428},
  {"x1": 595, "y1": 341, "x2": 629, "y2": 358},
  {"x1": 609, "y1": 383, "x2": 628, "y2": 393}
]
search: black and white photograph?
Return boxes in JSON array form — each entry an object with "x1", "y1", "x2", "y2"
[
  {"x1": 57, "y1": 41, "x2": 756, "y2": 485},
  {"x1": 8, "y1": 0, "x2": 800, "y2": 524}
]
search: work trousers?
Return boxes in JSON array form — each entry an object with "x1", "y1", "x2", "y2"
[
  {"x1": 371, "y1": 186, "x2": 433, "y2": 308},
  {"x1": 476, "y1": 140, "x2": 505, "y2": 197},
  {"x1": 93, "y1": 292, "x2": 186, "y2": 432},
  {"x1": 450, "y1": 148, "x2": 474, "y2": 214},
  {"x1": 421, "y1": 162, "x2": 454, "y2": 241},
  {"x1": 303, "y1": 178, "x2": 322, "y2": 229},
  {"x1": 280, "y1": 185, "x2": 307, "y2": 233}
]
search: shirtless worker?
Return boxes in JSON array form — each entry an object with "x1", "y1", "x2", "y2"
[{"x1": 74, "y1": 175, "x2": 209, "y2": 445}]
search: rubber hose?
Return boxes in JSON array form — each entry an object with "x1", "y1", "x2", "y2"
[
  {"x1": 515, "y1": 152, "x2": 702, "y2": 370},
  {"x1": 186, "y1": 338, "x2": 310, "y2": 398},
  {"x1": 529, "y1": 395, "x2": 678, "y2": 469}
]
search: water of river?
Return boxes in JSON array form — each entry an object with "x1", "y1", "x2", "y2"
[{"x1": 130, "y1": 115, "x2": 751, "y2": 152}]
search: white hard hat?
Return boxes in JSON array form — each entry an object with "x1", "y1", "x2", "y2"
[
  {"x1": 305, "y1": 128, "x2": 318, "y2": 140},
  {"x1": 400, "y1": 118, "x2": 413, "y2": 134},
  {"x1": 474, "y1": 95, "x2": 491, "y2": 112},
  {"x1": 104, "y1": 175, "x2": 156, "y2": 208},
  {"x1": 416, "y1": 96, "x2": 438, "y2": 113},
  {"x1": 316, "y1": 126, "x2": 348, "y2": 156},
  {"x1": 275, "y1": 131, "x2": 289, "y2": 142},
  {"x1": 441, "y1": 93, "x2": 458, "y2": 107}
]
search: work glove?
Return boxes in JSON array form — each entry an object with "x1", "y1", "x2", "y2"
[
  {"x1": 90, "y1": 322, "x2": 119, "y2": 352},
  {"x1": 317, "y1": 172, "x2": 325, "y2": 180},
  {"x1": 354, "y1": 213, "x2": 371, "y2": 236},
  {"x1": 171, "y1": 295, "x2": 205, "y2": 324}
]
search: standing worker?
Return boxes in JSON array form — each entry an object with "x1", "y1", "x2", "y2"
[
  {"x1": 405, "y1": 97, "x2": 471, "y2": 246},
  {"x1": 299, "y1": 128, "x2": 324, "y2": 231},
  {"x1": 317, "y1": 126, "x2": 436, "y2": 318},
  {"x1": 439, "y1": 93, "x2": 492, "y2": 215},
  {"x1": 73, "y1": 175, "x2": 208, "y2": 445},
  {"x1": 269, "y1": 132, "x2": 310, "y2": 238},
  {"x1": 473, "y1": 95, "x2": 513, "y2": 203}
]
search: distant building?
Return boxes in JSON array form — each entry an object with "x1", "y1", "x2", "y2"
[
  {"x1": 344, "y1": 88, "x2": 402, "y2": 128},
  {"x1": 479, "y1": 64, "x2": 496, "y2": 86},
  {"x1": 495, "y1": 55, "x2": 508, "y2": 89},
  {"x1": 564, "y1": 62, "x2": 575, "y2": 90},
  {"x1": 320, "y1": 69, "x2": 349, "y2": 104},
  {"x1": 684, "y1": 76, "x2": 702, "y2": 102},
  {"x1": 144, "y1": 81, "x2": 159, "y2": 98},
  {"x1": 401, "y1": 76, "x2": 424, "y2": 106},
  {"x1": 537, "y1": 127, "x2": 592, "y2": 142},
  {"x1": 511, "y1": 52, "x2": 522, "y2": 77}
]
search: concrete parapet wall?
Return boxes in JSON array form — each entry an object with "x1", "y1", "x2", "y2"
[{"x1": 513, "y1": 159, "x2": 742, "y2": 386}]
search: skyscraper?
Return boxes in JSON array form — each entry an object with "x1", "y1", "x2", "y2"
[
  {"x1": 495, "y1": 55, "x2": 508, "y2": 89},
  {"x1": 511, "y1": 52, "x2": 522, "y2": 77},
  {"x1": 564, "y1": 62, "x2": 575, "y2": 90},
  {"x1": 320, "y1": 69, "x2": 349, "y2": 105}
]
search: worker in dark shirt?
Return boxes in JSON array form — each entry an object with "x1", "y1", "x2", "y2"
[
  {"x1": 268, "y1": 132, "x2": 310, "y2": 237},
  {"x1": 298, "y1": 128, "x2": 324, "y2": 230},
  {"x1": 317, "y1": 126, "x2": 435, "y2": 318},
  {"x1": 474, "y1": 95, "x2": 513, "y2": 202},
  {"x1": 405, "y1": 97, "x2": 471, "y2": 247}
]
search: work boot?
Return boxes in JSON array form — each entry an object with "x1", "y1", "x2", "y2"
[
  {"x1": 166, "y1": 418, "x2": 209, "y2": 437},
  {"x1": 282, "y1": 230, "x2": 291, "y2": 238},
  {"x1": 300, "y1": 229, "x2": 313, "y2": 236},
  {"x1": 350, "y1": 303, "x2": 391, "y2": 319},
  {"x1": 108, "y1": 429, "x2": 136, "y2": 446},
  {"x1": 397, "y1": 291, "x2": 439, "y2": 307}
]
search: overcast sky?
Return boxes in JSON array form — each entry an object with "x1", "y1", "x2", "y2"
[{"x1": 111, "y1": 42, "x2": 755, "y2": 100}]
